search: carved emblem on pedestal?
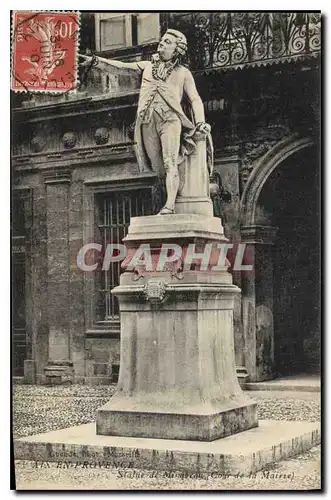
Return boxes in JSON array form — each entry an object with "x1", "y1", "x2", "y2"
[
  {"x1": 94, "y1": 127, "x2": 109, "y2": 145},
  {"x1": 62, "y1": 132, "x2": 77, "y2": 149},
  {"x1": 143, "y1": 280, "x2": 168, "y2": 304}
]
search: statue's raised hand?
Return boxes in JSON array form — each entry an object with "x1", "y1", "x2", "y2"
[{"x1": 79, "y1": 54, "x2": 97, "y2": 67}]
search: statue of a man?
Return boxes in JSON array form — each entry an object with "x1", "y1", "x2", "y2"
[{"x1": 80, "y1": 29, "x2": 212, "y2": 215}]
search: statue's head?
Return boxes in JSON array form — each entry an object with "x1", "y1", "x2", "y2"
[{"x1": 157, "y1": 29, "x2": 188, "y2": 62}]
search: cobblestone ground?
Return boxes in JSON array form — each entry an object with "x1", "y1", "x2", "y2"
[{"x1": 13, "y1": 385, "x2": 321, "y2": 491}]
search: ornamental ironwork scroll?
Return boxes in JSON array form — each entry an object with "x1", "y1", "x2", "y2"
[{"x1": 160, "y1": 13, "x2": 321, "y2": 71}]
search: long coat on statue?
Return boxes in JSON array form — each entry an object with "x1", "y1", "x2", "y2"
[{"x1": 134, "y1": 75, "x2": 214, "y2": 179}]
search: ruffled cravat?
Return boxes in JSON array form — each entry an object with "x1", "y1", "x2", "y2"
[{"x1": 151, "y1": 53, "x2": 178, "y2": 81}]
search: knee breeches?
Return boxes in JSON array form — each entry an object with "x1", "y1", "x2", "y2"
[{"x1": 141, "y1": 112, "x2": 182, "y2": 177}]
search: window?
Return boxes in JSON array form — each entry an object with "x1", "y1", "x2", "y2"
[
  {"x1": 137, "y1": 13, "x2": 160, "y2": 45},
  {"x1": 95, "y1": 189, "x2": 152, "y2": 324},
  {"x1": 95, "y1": 13, "x2": 160, "y2": 52}
]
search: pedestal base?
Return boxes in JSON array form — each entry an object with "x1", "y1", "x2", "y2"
[
  {"x1": 14, "y1": 420, "x2": 320, "y2": 475},
  {"x1": 97, "y1": 396, "x2": 257, "y2": 441},
  {"x1": 101, "y1": 274, "x2": 256, "y2": 441},
  {"x1": 124, "y1": 213, "x2": 225, "y2": 241},
  {"x1": 105, "y1": 213, "x2": 255, "y2": 441}
]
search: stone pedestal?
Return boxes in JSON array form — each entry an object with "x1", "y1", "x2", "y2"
[{"x1": 96, "y1": 214, "x2": 258, "y2": 441}]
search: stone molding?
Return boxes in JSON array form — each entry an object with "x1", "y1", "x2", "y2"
[
  {"x1": 13, "y1": 143, "x2": 136, "y2": 172},
  {"x1": 241, "y1": 140, "x2": 280, "y2": 187},
  {"x1": 83, "y1": 171, "x2": 157, "y2": 190},
  {"x1": 240, "y1": 225, "x2": 278, "y2": 245},
  {"x1": 240, "y1": 135, "x2": 315, "y2": 227},
  {"x1": 113, "y1": 283, "x2": 240, "y2": 312},
  {"x1": 43, "y1": 170, "x2": 71, "y2": 185}
]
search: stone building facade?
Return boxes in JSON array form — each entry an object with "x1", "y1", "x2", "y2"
[{"x1": 12, "y1": 12, "x2": 321, "y2": 384}]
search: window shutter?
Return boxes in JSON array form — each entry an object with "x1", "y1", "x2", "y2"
[
  {"x1": 95, "y1": 13, "x2": 132, "y2": 51},
  {"x1": 137, "y1": 13, "x2": 160, "y2": 45}
]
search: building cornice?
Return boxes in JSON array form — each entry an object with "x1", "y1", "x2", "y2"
[
  {"x1": 12, "y1": 143, "x2": 137, "y2": 173},
  {"x1": 12, "y1": 91, "x2": 139, "y2": 122},
  {"x1": 84, "y1": 172, "x2": 158, "y2": 191}
]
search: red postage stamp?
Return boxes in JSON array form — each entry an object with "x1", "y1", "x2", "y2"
[{"x1": 11, "y1": 11, "x2": 79, "y2": 93}]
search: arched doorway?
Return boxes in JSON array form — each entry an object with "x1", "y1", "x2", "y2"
[
  {"x1": 240, "y1": 138, "x2": 320, "y2": 380},
  {"x1": 258, "y1": 143, "x2": 320, "y2": 375}
]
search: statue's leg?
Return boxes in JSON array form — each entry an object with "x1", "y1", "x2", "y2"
[
  {"x1": 158, "y1": 118, "x2": 182, "y2": 212},
  {"x1": 141, "y1": 120, "x2": 164, "y2": 177}
]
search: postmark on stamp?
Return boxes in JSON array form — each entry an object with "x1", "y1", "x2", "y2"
[{"x1": 11, "y1": 11, "x2": 79, "y2": 93}]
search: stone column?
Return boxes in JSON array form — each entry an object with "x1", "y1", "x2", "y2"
[
  {"x1": 175, "y1": 132, "x2": 214, "y2": 217},
  {"x1": 240, "y1": 225, "x2": 278, "y2": 382},
  {"x1": 43, "y1": 171, "x2": 74, "y2": 384},
  {"x1": 213, "y1": 149, "x2": 244, "y2": 369},
  {"x1": 30, "y1": 183, "x2": 49, "y2": 384},
  {"x1": 68, "y1": 179, "x2": 85, "y2": 383}
]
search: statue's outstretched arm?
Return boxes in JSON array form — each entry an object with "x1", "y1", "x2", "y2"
[{"x1": 79, "y1": 54, "x2": 148, "y2": 71}]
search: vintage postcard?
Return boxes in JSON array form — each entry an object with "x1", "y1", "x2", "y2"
[{"x1": 11, "y1": 11, "x2": 321, "y2": 491}]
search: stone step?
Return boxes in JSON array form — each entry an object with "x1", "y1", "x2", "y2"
[{"x1": 14, "y1": 420, "x2": 320, "y2": 475}]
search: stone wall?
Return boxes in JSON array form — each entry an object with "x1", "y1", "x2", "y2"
[{"x1": 12, "y1": 56, "x2": 320, "y2": 383}]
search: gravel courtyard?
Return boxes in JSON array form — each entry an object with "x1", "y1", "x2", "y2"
[{"x1": 13, "y1": 385, "x2": 321, "y2": 491}]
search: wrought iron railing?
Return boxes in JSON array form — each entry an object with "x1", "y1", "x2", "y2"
[{"x1": 160, "y1": 12, "x2": 321, "y2": 71}]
